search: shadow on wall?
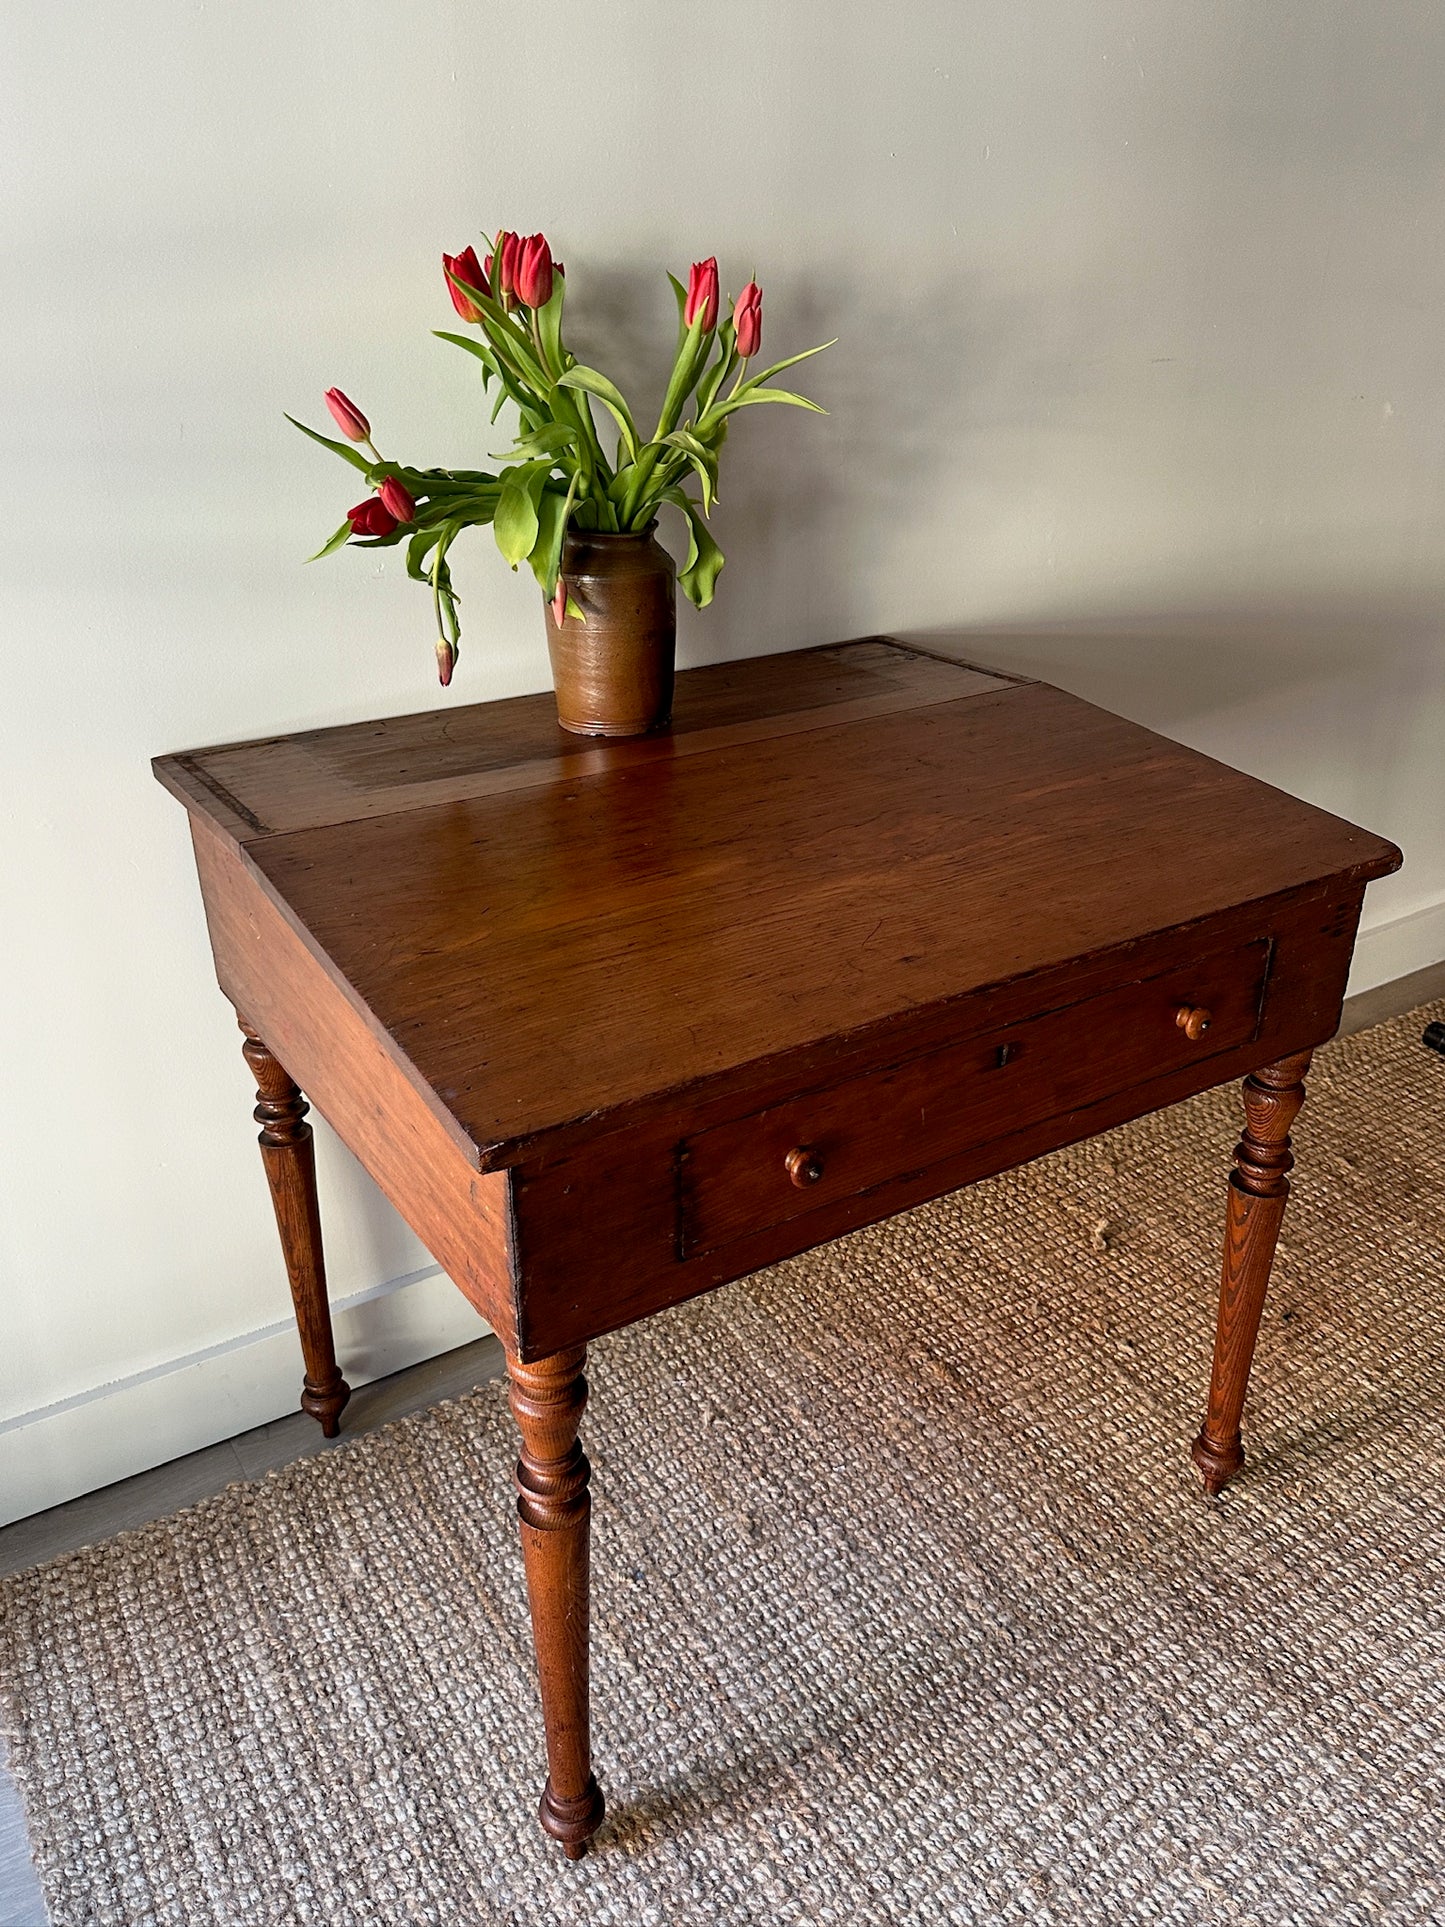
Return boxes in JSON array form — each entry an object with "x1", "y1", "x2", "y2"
[
  {"x1": 893, "y1": 594, "x2": 1445, "y2": 737},
  {"x1": 564, "y1": 263, "x2": 1445, "y2": 700},
  {"x1": 701, "y1": 266, "x2": 1023, "y2": 661},
  {"x1": 564, "y1": 263, "x2": 1008, "y2": 661}
]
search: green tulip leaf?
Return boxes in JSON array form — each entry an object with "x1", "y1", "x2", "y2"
[
  {"x1": 285, "y1": 414, "x2": 373, "y2": 474},
  {"x1": 433, "y1": 330, "x2": 497, "y2": 372},
  {"x1": 437, "y1": 323, "x2": 551, "y2": 419},
  {"x1": 414, "y1": 498, "x2": 489, "y2": 530},
  {"x1": 307, "y1": 520, "x2": 354, "y2": 562},
  {"x1": 493, "y1": 478, "x2": 539, "y2": 567},
  {"x1": 555, "y1": 365, "x2": 640, "y2": 465},
  {"x1": 653, "y1": 308, "x2": 711, "y2": 442},
  {"x1": 744, "y1": 338, "x2": 838, "y2": 388},
  {"x1": 612, "y1": 440, "x2": 672, "y2": 524},
  {"x1": 681, "y1": 523, "x2": 724, "y2": 608},
  {"x1": 440, "y1": 268, "x2": 551, "y2": 394},
  {"x1": 529, "y1": 471, "x2": 579, "y2": 596},
  {"x1": 406, "y1": 528, "x2": 443, "y2": 582},
  {"x1": 661, "y1": 486, "x2": 724, "y2": 606},
  {"x1": 662, "y1": 429, "x2": 719, "y2": 512},
  {"x1": 428, "y1": 519, "x2": 464, "y2": 651},
  {"x1": 694, "y1": 338, "x2": 737, "y2": 420},
  {"x1": 711, "y1": 384, "x2": 827, "y2": 419},
  {"x1": 660, "y1": 486, "x2": 698, "y2": 571},
  {"x1": 537, "y1": 271, "x2": 566, "y2": 376},
  {"x1": 497, "y1": 421, "x2": 576, "y2": 463}
]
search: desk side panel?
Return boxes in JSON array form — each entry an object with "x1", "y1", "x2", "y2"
[
  {"x1": 189, "y1": 818, "x2": 517, "y2": 1345},
  {"x1": 508, "y1": 883, "x2": 1366, "y2": 1358}
]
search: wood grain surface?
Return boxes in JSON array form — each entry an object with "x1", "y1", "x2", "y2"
[
  {"x1": 189, "y1": 818, "x2": 518, "y2": 1341},
  {"x1": 159, "y1": 646, "x2": 1399, "y2": 1169},
  {"x1": 155, "y1": 641, "x2": 1010, "y2": 837}
]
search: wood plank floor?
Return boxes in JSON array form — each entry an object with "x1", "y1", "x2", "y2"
[{"x1": 2, "y1": 960, "x2": 1441, "y2": 1922}]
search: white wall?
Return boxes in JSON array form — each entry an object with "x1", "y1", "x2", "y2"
[{"x1": 3, "y1": 2, "x2": 1443, "y2": 1521}]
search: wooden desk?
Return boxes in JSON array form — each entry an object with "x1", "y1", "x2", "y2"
[{"x1": 155, "y1": 639, "x2": 1401, "y2": 1857}]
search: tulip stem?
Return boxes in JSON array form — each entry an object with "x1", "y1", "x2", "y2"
[{"x1": 430, "y1": 521, "x2": 460, "y2": 651}]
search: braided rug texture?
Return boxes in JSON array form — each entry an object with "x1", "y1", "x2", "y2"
[{"x1": 2, "y1": 1001, "x2": 1443, "y2": 1926}]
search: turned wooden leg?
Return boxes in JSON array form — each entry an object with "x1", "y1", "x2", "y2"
[
  {"x1": 507, "y1": 1346, "x2": 605, "y2": 1859},
  {"x1": 239, "y1": 1020, "x2": 351, "y2": 1438},
  {"x1": 1192, "y1": 1050, "x2": 1312, "y2": 1494}
]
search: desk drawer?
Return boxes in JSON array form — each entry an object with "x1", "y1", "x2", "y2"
[{"x1": 679, "y1": 938, "x2": 1270, "y2": 1257}]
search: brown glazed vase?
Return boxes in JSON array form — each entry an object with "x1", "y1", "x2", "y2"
[{"x1": 544, "y1": 525, "x2": 676, "y2": 737}]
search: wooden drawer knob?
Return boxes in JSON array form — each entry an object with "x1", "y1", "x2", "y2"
[
  {"x1": 785, "y1": 1146, "x2": 824, "y2": 1188},
  {"x1": 1175, "y1": 1004, "x2": 1213, "y2": 1042}
]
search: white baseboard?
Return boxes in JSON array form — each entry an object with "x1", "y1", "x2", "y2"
[
  {"x1": 1349, "y1": 895, "x2": 1445, "y2": 996},
  {"x1": 0, "y1": 1265, "x2": 487, "y2": 1528}
]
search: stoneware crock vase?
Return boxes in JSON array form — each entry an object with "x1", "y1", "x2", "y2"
[{"x1": 544, "y1": 524, "x2": 676, "y2": 737}]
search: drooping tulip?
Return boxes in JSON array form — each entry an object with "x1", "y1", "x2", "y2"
[
  {"x1": 378, "y1": 476, "x2": 417, "y2": 524},
  {"x1": 443, "y1": 246, "x2": 486, "y2": 322},
  {"x1": 550, "y1": 576, "x2": 568, "y2": 628},
  {"x1": 490, "y1": 230, "x2": 520, "y2": 306},
  {"x1": 684, "y1": 257, "x2": 720, "y2": 331},
  {"x1": 325, "y1": 388, "x2": 370, "y2": 442},
  {"x1": 436, "y1": 637, "x2": 456, "y2": 686},
  {"x1": 733, "y1": 280, "x2": 762, "y2": 359},
  {"x1": 516, "y1": 234, "x2": 554, "y2": 309},
  {"x1": 346, "y1": 496, "x2": 398, "y2": 538}
]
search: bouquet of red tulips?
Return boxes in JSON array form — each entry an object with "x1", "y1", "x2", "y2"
[{"x1": 290, "y1": 232, "x2": 833, "y2": 683}]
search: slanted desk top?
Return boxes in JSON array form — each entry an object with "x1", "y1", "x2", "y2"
[
  {"x1": 155, "y1": 636, "x2": 1401, "y2": 1859},
  {"x1": 155, "y1": 638, "x2": 1396, "y2": 1171}
]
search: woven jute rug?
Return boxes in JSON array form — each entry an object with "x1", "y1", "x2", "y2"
[{"x1": 3, "y1": 1004, "x2": 1444, "y2": 1926}]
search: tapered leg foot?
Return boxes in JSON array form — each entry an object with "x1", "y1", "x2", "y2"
[
  {"x1": 1192, "y1": 1050, "x2": 1312, "y2": 1493},
  {"x1": 1190, "y1": 1427, "x2": 1245, "y2": 1497},
  {"x1": 507, "y1": 1346, "x2": 605, "y2": 1859},
  {"x1": 542, "y1": 1780, "x2": 606, "y2": 1859},
  {"x1": 239, "y1": 1020, "x2": 351, "y2": 1437}
]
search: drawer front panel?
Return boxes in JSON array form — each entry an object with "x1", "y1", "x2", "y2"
[{"x1": 680, "y1": 939, "x2": 1270, "y2": 1257}]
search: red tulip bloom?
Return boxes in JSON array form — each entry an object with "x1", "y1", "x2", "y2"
[
  {"x1": 324, "y1": 388, "x2": 370, "y2": 442},
  {"x1": 550, "y1": 576, "x2": 568, "y2": 627},
  {"x1": 378, "y1": 476, "x2": 417, "y2": 524},
  {"x1": 490, "y1": 230, "x2": 520, "y2": 306},
  {"x1": 516, "y1": 234, "x2": 554, "y2": 309},
  {"x1": 346, "y1": 496, "x2": 398, "y2": 538},
  {"x1": 436, "y1": 638, "x2": 456, "y2": 686},
  {"x1": 443, "y1": 246, "x2": 486, "y2": 322},
  {"x1": 733, "y1": 280, "x2": 762, "y2": 359},
  {"x1": 684, "y1": 257, "x2": 719, "y2": 331}
]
